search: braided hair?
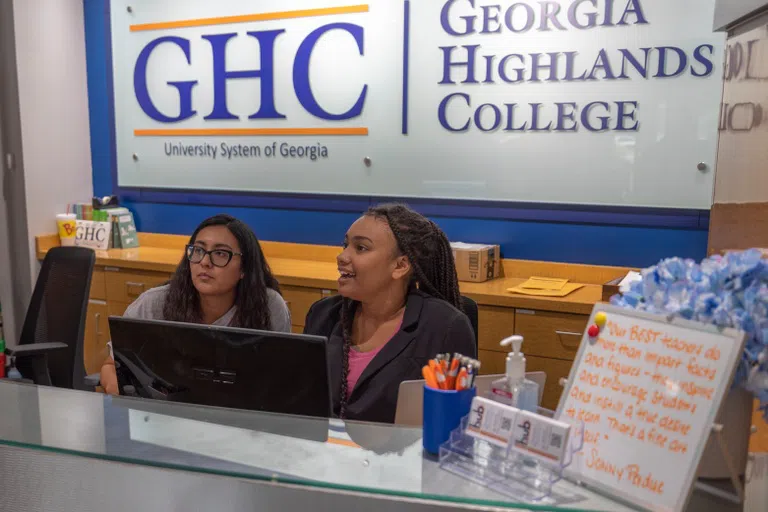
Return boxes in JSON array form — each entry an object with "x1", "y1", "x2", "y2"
[{"x1": 338, "y1": 203, "x2": 462, "y2": 418}]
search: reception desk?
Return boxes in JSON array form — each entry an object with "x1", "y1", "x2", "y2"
[
  {"x1": 0, "y1": 380, "x2": 738, "y2": 511},
  {"x1": 36, "y1": 233, "x2": 631, "y2": 411}
]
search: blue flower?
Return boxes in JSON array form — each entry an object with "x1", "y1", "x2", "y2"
[{"x1": 612, "y1": 249, "x2": 768, "y2": 421}]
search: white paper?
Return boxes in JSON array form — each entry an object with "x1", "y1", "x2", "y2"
[
  {"x1": 619, "y1": 271, "x2": 643, "y2": 293},
  {"x1": 450, "y1": 242, "x2": 495, "y2": 251}
]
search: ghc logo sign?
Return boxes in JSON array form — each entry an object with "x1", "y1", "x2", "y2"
[{"x1": 133, "y1": 22, "x2": 368, "y2": 123}]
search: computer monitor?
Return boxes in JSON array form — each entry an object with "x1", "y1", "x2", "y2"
[{"x1": 108, "y1": 317, "x2": 332, "y2": 419}]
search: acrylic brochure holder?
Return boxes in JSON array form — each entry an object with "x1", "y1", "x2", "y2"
[{"x1": 438, "y1": 405, "x2": 585, "y2": 503}]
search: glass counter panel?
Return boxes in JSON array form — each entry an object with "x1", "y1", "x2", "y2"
[{"x1": 0, "y1": 381, "x2": 644, "y2": 511}]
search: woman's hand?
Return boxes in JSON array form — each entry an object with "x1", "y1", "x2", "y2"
[{"x1": 100, "y1": 357, "x2": 119, "y2": 395}]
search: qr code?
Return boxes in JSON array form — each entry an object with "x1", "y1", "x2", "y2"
[
  {"x1": 501, "y1": 417, "x2": 512, "y2": 432},
  {"x1": 550, "y1": 434, "x2": 563, "y2": 449}
]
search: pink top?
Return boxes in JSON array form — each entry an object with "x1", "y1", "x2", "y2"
[{"x1": 346, "y1": 322, "x2": 402, "y2": 399}]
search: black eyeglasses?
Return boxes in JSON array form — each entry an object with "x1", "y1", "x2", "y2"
[{"x1": 186, "y1": 245, "x2": 242, "y2": 268}]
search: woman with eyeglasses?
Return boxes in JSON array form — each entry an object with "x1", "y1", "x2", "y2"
[{"x1": 99, "y1": 214, "x2": 291, "y2": 395}]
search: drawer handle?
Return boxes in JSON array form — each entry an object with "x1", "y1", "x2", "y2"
[
  {"x1": 94, "y1": 313, "x2": 105, "y2": 337},
  {"x1": 125, "y1": 282, "x2": 146, "y2": 297},
  {"x1": 555, "y1": 330, "x2": 583, "y2": 349},
  {"x1": 321, "y1": 289, "x2": 333, "y2": 296}
]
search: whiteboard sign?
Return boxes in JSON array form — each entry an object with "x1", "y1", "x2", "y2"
[
  {"x1": 110, "y1": 0, "x2": 724, "y2": 208},
  {"x1": 555, "y1": 304, "x2": 745, "y2": 512}
]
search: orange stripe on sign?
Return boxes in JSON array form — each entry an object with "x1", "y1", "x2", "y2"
[
  {"x1": 129, "y1": 5, "x2": 369, "y2": 32},
  {"x1": 326, "y1": 437, "x2": 361, "y2": 449},
  {"x1": 133, "y1": 128, "x2": 368, "y2": 137}
]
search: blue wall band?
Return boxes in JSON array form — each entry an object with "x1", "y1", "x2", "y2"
[{"x1": 84, "y1": 0, "x2": 709, "y2": 268}]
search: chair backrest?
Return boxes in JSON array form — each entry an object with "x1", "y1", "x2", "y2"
[
  {"x1": 19, "y1": 247, "x2": 95, "y2": 390},
  {"x1": 460, "y1": 295, "x2": 479, "y2": 350}
]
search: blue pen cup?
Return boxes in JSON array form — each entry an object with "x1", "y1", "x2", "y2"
[{"x1": 422, "y1": 385, "x2": 476, "y2": 455}]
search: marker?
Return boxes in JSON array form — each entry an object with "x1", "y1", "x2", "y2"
[
  {"x1": 434, "y1": 363, "x2": 448, "y2": 390},
  {"x1": 422, "y1": 365, "x2": 439, "y2": 389},
  {"x1": 466, "y1": 363, "x2": 477, "y2": 388},
  {"x1": 446, "y1": 356, "x2": 461, "y2": 389},
  {"x1": 455, "y1": 367, "x2": 469, "y2": 391}
]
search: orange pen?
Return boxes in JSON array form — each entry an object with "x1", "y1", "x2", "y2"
[
  {"x1": 434, "y1": 364, "x2": 448, "y2": 390},
  {"x1": 455, "y1": 368, "x2": 469, "y2": 391},
  {"x1": 446, "y1": 357, "x2": 461, "y2": 389},
  {"x1": 422, "y1": 365, "x2": 439, "y2": 389}
]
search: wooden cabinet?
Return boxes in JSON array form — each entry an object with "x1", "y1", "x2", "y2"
[
  {"x1": 34, "y1": 234, "x2": 619, "y2": 405},
  {"x1": 476, "y1": 308, "x2": 588, "y2": 411},
  {"x1": 108, "y1": 301, "x2": 130, "y2": 318},
  {"x1": 83, "y1": 300, "x2": 109, "y2": 375},
  {"x1": 104, "y1": 267, "x2": 172, "y2": 304},
  {"x1": 479, "y1": 350, "x2": 573, "y2": 410},
  {"x1": 282, "y1": 285, "x2": 334, "y2": 332},
  {"x1": 525, "y1": 355, "x2": 573, "y2": 411},
  {"x1": 90, "y1": 268, "x2": 106, "y2": 300},
  {"x1": 81, "y1": 260, "x2": 591, "y2": 414},
  {"x1": 477, "y1": 305, "x2": 514, "y2": 352},
  {"x1": 514, "y1": 309, "x2": 588, "y2": 361}
]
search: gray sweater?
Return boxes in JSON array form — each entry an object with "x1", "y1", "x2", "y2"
[{"x1": 123, "y1": 284, "x2": 292, "y2": 332}]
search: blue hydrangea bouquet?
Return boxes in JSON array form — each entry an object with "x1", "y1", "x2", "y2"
[{"x1": 611, "y1": 249, "x2": 768, "y2": 421}]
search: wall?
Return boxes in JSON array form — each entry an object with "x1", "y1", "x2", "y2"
[
  {"x1": 14, "y1": 0, "x2": 94, "y2": 288},
  {"x1": 713, "y1": 14, "x2": 768, "y2": 205},
  {"x1": 84, "y1": 0, "x2": 711, "y2": 269},
  {"x1": 708, "y1": 11, "x2": 768, "y2": 254},
  {"x1": 0, "y1": 0, "x2": 38, "y2": 344},
  {"x1": 714, "y1": 0, "x2": 768, "y2": 29}
]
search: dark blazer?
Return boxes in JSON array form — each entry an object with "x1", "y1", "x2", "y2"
[{"x1": 304, "y1": 290, "x2": 476, "y2": 424}]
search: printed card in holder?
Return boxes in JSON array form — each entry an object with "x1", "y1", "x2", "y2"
[
  {"x1": 466, "y1": 396, "x2": 518, "y2": 448},
  {"x1": 75, "y1": 220, "x2": 112, "y2": 250}
]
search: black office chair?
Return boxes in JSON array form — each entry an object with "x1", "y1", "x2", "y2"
[
  {"x1": 6, "y1": 247, "x2": 95, "y2": 390},
  {"x1": 460, "y1": 295, "x2": 479, "y2": 351}
]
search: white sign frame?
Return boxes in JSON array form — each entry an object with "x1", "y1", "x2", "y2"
[
  {"x1": 75, "y1": 220, "x2": 113, "y2": 251},
  {"x1": 109, "y1": 0, "x2": 725, "y2": 209},
  {"x1": 555, "y1": 303, "x2": 746, "y2": 512}
]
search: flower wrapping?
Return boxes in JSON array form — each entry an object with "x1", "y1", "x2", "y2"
[{"x1": 611, "y1": 249, "x2": 768, "y2": 420}]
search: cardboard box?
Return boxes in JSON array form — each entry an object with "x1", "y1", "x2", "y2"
[{"x1": 451, "y1": 242, "x2": 501, "y2": 283}]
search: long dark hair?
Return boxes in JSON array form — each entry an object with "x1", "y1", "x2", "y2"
[
  {"x1": 162, "y1": 214, "x2": 280, "y2": 329},
  {"x1": 338, "y1": 203, "x2": 461, "y2": 417}
]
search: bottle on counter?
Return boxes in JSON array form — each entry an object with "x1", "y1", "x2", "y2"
[{"x1": 490, "y1": 335, "x2": 540, "y2": 412}]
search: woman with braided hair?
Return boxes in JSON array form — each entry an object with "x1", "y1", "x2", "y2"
[{"x1": 304, "y1": 203, "x2": 476, "y2": 423}]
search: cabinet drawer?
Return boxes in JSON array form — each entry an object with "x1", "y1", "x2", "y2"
[
  {"x1": 525, "y1": 355, "x2": 573, "y2": 411},
  {"x1": 282, "y1": 285, "x2": 334, "y2": 327},
  {"x1": 478, "y1": 351, "x2": 573, "y2": 411},
  {"x1": 104, "y1": 268, "x2": 171, "y2": 304},
  {"x1": 478, "y1": 349, "x2": 506, "y2": 375},
  {"x1": 83, "y1": 300, "x2": 110, "y2": 375},
  {"x1": 107, "y1": 302, "x2": 130, "y2": 318},
  {"x1": 515, "y1": 310, "x2": 589, "y2": 361},
  {"x1": 477, "y1": 305, "x2": 515, "y2": 352},
  {"x1": 90, "y1": 268, "x2": 106, "y2": 300}
]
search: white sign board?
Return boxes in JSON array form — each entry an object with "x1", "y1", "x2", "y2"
[
  {"x1": 555, "y1": 304, "x2": 745, "y2": 512},
  {"x1": 111, "y1": 0, "x2": 724, "y2": 208},
  {"x1": 75, "y1": 220, "x2": 112, "y2": 250}
]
